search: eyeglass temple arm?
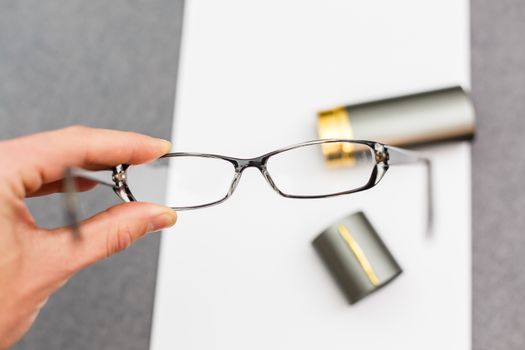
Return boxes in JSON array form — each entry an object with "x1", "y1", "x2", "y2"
[
  {"x1": 68, "y1": 167, "x2": 116, "y2": 187},
  {"x1": 63, "y1": 167, "x2": 117, "y2": 238},
  {"x1": 384, "y1": 146, "x2": 434, "y2": 236}
]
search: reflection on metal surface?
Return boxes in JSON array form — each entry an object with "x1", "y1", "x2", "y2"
[{"x1": 338, "y1": 224, "x2": 380, "y2": 286}]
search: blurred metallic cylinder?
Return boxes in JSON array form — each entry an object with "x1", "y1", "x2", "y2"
[
  {"x1": 317, "y1": 86, "x2": 475, "y2": 163},
  {"x1": 313, "y1": 211, "x2": 402, "y2": 304}
]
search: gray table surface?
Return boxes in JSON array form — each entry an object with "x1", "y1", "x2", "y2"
[{"x1": 0, "y1": 1, "x2": 524, "y2": 349}]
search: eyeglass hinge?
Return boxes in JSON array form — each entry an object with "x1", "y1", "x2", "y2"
[
  {"x1": 374, "y1": 144, "x2": 389, "y2": 165},
  {"x1": 112, "y1": 165, "x2": 128, "y2": 185}
]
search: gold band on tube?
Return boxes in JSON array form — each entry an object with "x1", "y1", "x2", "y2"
[{"x1": 317, "y1": 107, "x2": 355, "y2": 166}]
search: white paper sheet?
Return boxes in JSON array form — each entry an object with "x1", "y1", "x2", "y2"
[{"x1": 151, "y1": 1, "x2": 471, "y2": 349}]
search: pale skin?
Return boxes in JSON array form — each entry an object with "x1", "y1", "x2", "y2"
[{"x1": 0, "y1": 126, "x2": 178, "y2": 349}]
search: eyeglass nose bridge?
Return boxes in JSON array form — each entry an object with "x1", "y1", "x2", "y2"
[
  {"x1": 229, "y1": 156, "x2": 281, "y2": 196},
  {"x1": 234, "y1": 157, "x2": 266, "y2": 171}
]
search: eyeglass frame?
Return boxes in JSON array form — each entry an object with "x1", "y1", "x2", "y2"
[
  {"x1": 67, "y1": 139, "x2": 433, "y2": 233},
  {"x1": 117, "y1": 139, "x2": 389, "y2": 209}
]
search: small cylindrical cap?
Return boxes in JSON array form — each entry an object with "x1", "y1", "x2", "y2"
[{"x1": 313, "y1": 211, "x2": 402, "y2": 304}]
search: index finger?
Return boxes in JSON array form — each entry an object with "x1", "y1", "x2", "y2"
[{"x1": 1, "y1": 126, "x2": 171, "y2": 197}]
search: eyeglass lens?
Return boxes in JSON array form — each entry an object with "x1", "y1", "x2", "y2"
[
  {"x1": 126, "y1": 155, "x2": 236, "y2": 208},
  {"x1": 266, "y1": 142, "x2": 375, "y2": 196}
]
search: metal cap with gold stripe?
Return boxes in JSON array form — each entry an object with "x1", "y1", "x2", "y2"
[{"x1": 312, "y1": 211, "x2": 402, "y2": 304}]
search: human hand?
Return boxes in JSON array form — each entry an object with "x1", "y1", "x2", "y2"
[{"x1": 0, "y1": 126, "x2": 177, "y2": 349}]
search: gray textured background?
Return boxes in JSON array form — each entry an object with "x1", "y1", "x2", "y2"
[
  {"x1": 472, "y1": 1, "x2": 525, "y2": 349},
  {"x1": 0, "y1": 0, "x2": 523, "y2": 349}
]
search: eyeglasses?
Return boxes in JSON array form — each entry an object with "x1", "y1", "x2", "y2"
[{"x1": 65, "y1": 139, "x2": 433, "y2": 232}]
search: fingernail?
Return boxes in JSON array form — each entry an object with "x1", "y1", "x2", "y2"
[
  {"x1": 148, "y1": 212, "x2": 177, "y2": 233},
  {"x1": 156, "y1": 139, "x2": 172, "y2": 154}
]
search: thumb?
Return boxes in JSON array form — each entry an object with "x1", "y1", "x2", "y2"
[{"x1": 51, "y1": 202, "x2": 176, "y2": 273}]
